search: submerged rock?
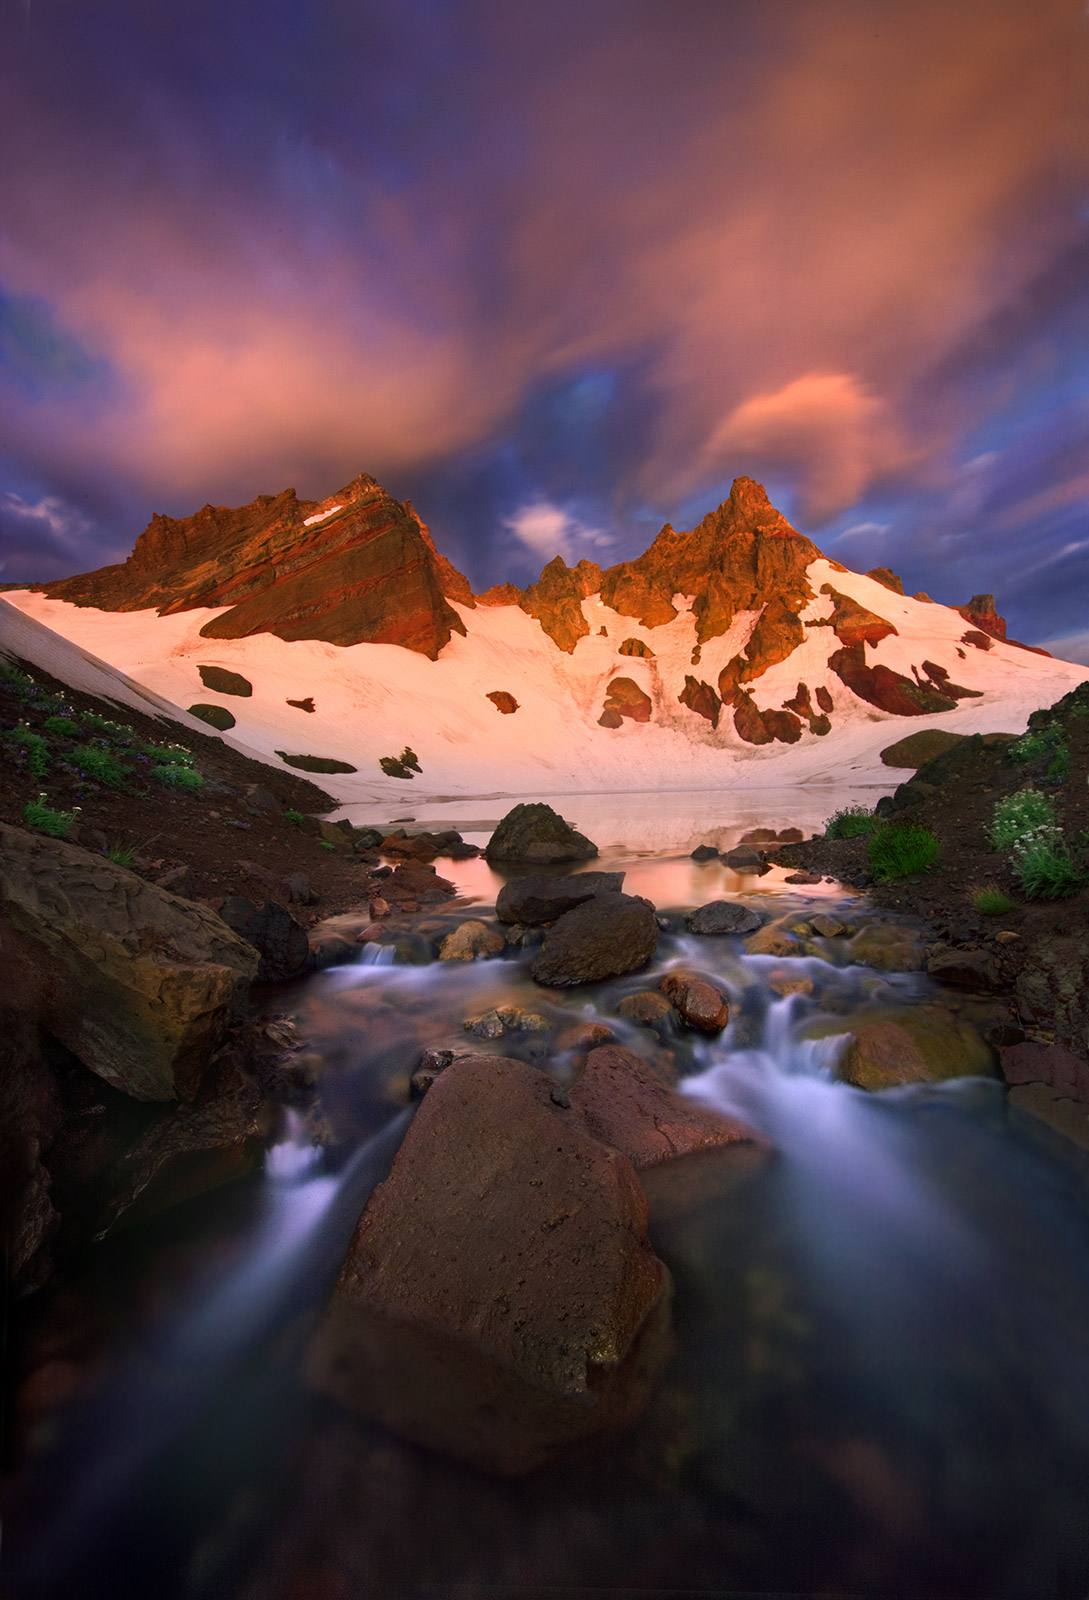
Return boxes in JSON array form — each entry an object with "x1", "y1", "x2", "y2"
[
  {"x1": 532, "y1": 891, "x2": 658, "y2": 986},
  {"x1": 438, "y1": 920, "x2": 505, "y2": 962},
  {"x1": 806, "y1": 1006, "x2": 996, "y2": 1091},
  {"x1": 659, "y1": 971, "x2": 730, "y2": 1032},
  {"x1": 685, "y1": 901, "x2": 763, "y2": 936},
  {"x1": 305, "y1": 1053, "x2": 673, "y2": 1475}
]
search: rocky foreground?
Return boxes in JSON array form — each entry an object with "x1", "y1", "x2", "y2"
[{"x1": 4, "y1": 652, "x2": 1089, "y2": 1498}]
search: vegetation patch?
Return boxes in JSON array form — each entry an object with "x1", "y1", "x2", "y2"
[
  {"x1": 1009, "y1": 826, "x2": 1085, "y2": 901},
  {"x1": 866, "y1": 823, "x2": 941, "y2": 880},
  {"x1": 142, "y1": 741, "x2": 194, "y2": 766},
  {"x1": 150, "y1": 762, "x2": 204, "y2": 792},
  {"x1": 3, "y1": 725, "x2": 52, "y2": 779},
  {"x1": 1011, "y1": 720, "x2": 1069, "y2": 779},
  {"x1": 42, "y1": 715, "x2": 83, "y2": 738},
  {"x1": 990, "y1": 789, "x2": 1056, "y2": 850},
  {"x1": 825, "y1": 804, "x2": 879, "y2": 840},
  {"x1": 284, "y1": 808, "x2": 306, "y2": 827},
  {"x1": 72, "y1": 742, "x2": 129, "y2": 788},
  {"x1": 23, "y1": 795, "x2": 78, "y2": 839}
]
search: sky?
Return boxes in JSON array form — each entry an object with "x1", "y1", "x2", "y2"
[{"x1": 2, "y1": 0, "x2": 1088, "y2": 651}]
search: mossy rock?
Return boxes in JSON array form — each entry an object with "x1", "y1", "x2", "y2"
[
  {"x1": 880, "y1": 728, "x2": 964, "y2": 769},
  {"x1": 188, "y1": 703, "x2": 236, "y2": 731},
  {"x1": 276, "y1": 751, "x2": 357, "y2": 774},
  {"x1": 804, "y1": 1005, "x2": 995, "y2": 1090},
  {"x1": 197, "y1": 665, "x2": 253, "y2": 697}
]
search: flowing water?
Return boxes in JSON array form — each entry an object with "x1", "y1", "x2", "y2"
[{"x1": 11, "y1": 793, "x2": 1089, "y2": 1599}]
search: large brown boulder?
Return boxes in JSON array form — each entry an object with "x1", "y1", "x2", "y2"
[
  {"x1": 532, "y1": 891, "x2": 658, "y2": 986},
  {"x1": 42, "y1": 476, "x2": 474, "y2": 660},
  {"x1": 305, "y1": 1053, "x2": 673, "y2": 1475},
  {"x1": 1000, "y1": 1040, "x2": 1089, "y2": 1105},
  {"x1": 569, "y1": 1045, "x2": 767, "y2": 1167},
  {"x1": 821, "y1": 585, "x2": 898, "y2": 648},
  {"x1": 485, "y1": 803, "x2": 598, "y2": 865},
  {"x1": 659, "y1": 971, "x2": 730, "y2": 1032},
  {"x1": 599, "y1": 676, "x2": 652, "y2": 726},
  {"x1": 495, "y1": 871, "x2": 624, "y2": 925},
  {"x1": 0, "y1": 824, "x2": 259, "y2": 1101}
]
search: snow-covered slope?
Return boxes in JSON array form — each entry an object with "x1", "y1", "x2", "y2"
[{"x1": 5, "y1": 559, "x2": 1087, "y2": 806}]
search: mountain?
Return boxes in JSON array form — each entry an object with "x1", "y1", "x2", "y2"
[
  {"x1": 7, "y1": 475, "x2": 1088, "y2": 803},
  {"x1": 36, "y1": 474, "x2": 474, "y2": 660}
]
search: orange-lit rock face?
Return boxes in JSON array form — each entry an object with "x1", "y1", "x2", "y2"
[
  {"x1": 820, "y1": 585, "x2": 899, "y2": 648},
  {"x1": 957, "y1": 594, "x2": 1007, "y2": 642},
  {"x1": 678, "y1": 675, "x2": 721, "y2": 727},
  {"x1": 519, "y1": 556, "x2": 602, "y2": 653},
  {"x1": 599, "y1": 676, "x2": 653, "y2": 727},
  {"x1": 600, "y1": 477, "x2": 819, "y2": 645},
  {"x1": 828, "y1": 644, "x2": 959, "y2": 715},
  {"x1": 41, "y1": 476, "x2": 473, "y2": 661}
]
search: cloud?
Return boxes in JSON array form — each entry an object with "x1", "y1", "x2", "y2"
[
  {"x1": 0, "y1": 491, "x2": 95, "y2": 580},
  {"x1": 704, "y1": 374, "x2": 902, "y2": 521},
  {"x1": 1039, "y1": 629, "x2": 1089, "y2": 667},
  {"x1": 503, "y1": 501, "x2": 610, "y2": 568},
  {"x1": 835, "y1": 521, "x2": 891, "y2": 543}
]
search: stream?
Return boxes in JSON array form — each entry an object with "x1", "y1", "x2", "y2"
[{"x1": 11, "y1": 791, "x2": 1089, "y2": 1599}]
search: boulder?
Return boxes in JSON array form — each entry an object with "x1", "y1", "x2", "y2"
[
  {"x1": 690, "y1": 845, "x2": 719, "y2": 861},
  {"x1": 999, "y1": 1040, "x2": 1089, "y2": 1104},
  {"x1": 495, "y1": 871, "x2": 624, "y2": 925},
  {"x1": 880, "y1": 729, "x2": 965, "y2": 769},
  {"x1": 926, "y1": 947, "x2": 1000, "y2": 992},
  {"x1": 659, "y1": 971, "x2": 729, "y2": 1032},
  {"x1": 305, "y1": 1053, "x2": 672, "y2": 1475},
  {"x1": 809, "y1": 913, "x2": 847, "y2": 938},
  {"x1": 616, "y1": 991, "x2": 675, "y2": 1027},
  {"x1": 823, "y1": 1007, "x2": 995, "y2": 1091},
  {"x1": 0, "y1": 824, "x2": 259, "y2": 1101},
  {"x1": 678, "y1": 676, "x2": 721, "y2": 727},
  {"x1": 96, "y1": 1064, "x2": 268, "y2": 1235},
  {"x1": 846, "y1": 922, "x2": 927, "y2": 972},
  {"x1": 218, "y1": 896, "x2": 311, "y2": 983},
  {"x1": 744, "y1": 919, "x2": 808, "y2": 958},
  {"x1": 617, "y1": 637, "x2": 654, "y2": 658},
  {"x1": 723, "y1": 845, "x2": 767, "y2": 872},
  {"x1": 685, "y1": 901, "x2": 763, "y2": 936},
  {"x1": 569, "y1": 1045, "x2": 766, "y2": 1168},
  {"x1": 386, "y1": 863, "x2": 457, "y2": 903},
  {"x1": 532, "y1": 892, "x2": 658, "y2": 987},
  {"x1": 438, "y1": 920, "x2": 506, "y2": 962},
  {"x1": 485, "y1": 803, "x2": 598, "y2": 865},
  {"x1": 821, "y1": 585, "x2": 898, "y2": 648},
  {"x1": 281, "y1": 871, "x2": 317, "y2": 905},
  {"x1": 0, "y1": 1019, "x2": 62, "y2": 1283},
  {"x1": 197, "y1": 664, "x2": 253, "y2": 697}
]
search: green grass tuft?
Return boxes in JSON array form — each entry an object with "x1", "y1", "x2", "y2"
[
  {"x1": 970, "y1": 885, "x2": 1018, "y2": 916},
  {"x1": 825, "y1": 804, "x2": 879, "y2": 840},
  {"x1": 284, "y1": 808, "x2": 306, "y2": 827},
  {"x1": 142, "y1": 742, "x2": 193, "y2": 766},
  {"x1": 72, "y1": 742, "x2": 129, "y2": 788},
  {"x1": 150, "y1": 762, "x2": 203, "y2": 791},
  {"x1": 42, "y1": 715, "x2": 83, "y2": 738},
  {"x1": 866, "y1": 822, "x2": 941, "y2": 881},
  {"x1": 23, "y1": 796, "x2": 76, "y2": 838},
  {"x1": 3, "y1": 726, "x2": 52, "y2": 778}
]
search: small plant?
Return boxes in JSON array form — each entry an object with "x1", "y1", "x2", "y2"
[
  {"x1": 142, "y1": 741, "x2": 193, "y2": 766},
  {"x1": 284, "y1": 808, "x2": 306, "y2": 827},
  {"x1": 72, "y1": 742, "x2": 129, "y2": 788},
  {"x1": 105, "y1": 843, "x2": 138, "y2": 868},
  {"x1": 3, "y1": 725, "x2": 52, "y2": 779},
  {"x1": 319, "y1": 840, "x2": 336, "y2": 852},
  {"x1": 1011, "y1": 721, "x2": 1069, "y2": 775},
  {"x1": 1010, "y1": 826, "x2": 1085, "y2": 901},
  {"x1": 0, "y1": 661, "x2": 37, "y2": 699},
  {"x1": 150, "y1": 762, "x2": 203, "y2": 791},
  {"x1": 990, "y1": 789, "x2": 1056, "y2": 850},
  {"x1": 970, "y1": 885, "x2": 1018, "y2": 916},
  {"x1": 825, "y1": 804, "x2": 879, "y2": 840},
  {"x1": 866, "y1": 822, "x2": 941, "y2": 881},
  {"x1": 42, "y1": 715, "x2": 83, "y2": 738},
  {"x1": 23, "y1": 794, "x2": 77, "y2": 839}
]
